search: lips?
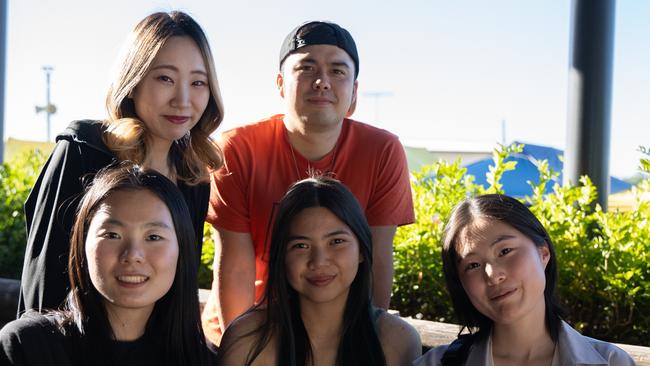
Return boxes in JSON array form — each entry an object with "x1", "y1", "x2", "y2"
[
  {"x1": 164, "y1": 115, "x2": 191, "y2": 125},
  {"x1": 489, "y1": 288, "x2": 517, "y2": 301},
  {"x1": 306, "y1": 96, "x2": 334, "y2": 105},
  {"x1": 116, "y1": 275, "x2": 149, "y2": 287},
  {"x1": 306, "y1": 274, "x2": 336, "y2": 287}
]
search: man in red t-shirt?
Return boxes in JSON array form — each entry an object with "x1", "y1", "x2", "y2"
[{"x1": 202, "y1": 21, "x2": 414, "y2": 345}]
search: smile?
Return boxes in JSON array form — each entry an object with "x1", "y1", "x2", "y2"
[
  {"x1": 306, "y1": 274, "x2": 336, "y2": 287},
  {"x1": 164, "y1": 115, "x2": 191, "y2": 124},
  {"x1": 117, "y1": 275, "x2": 149, "y2": 284},
  {"x1": 490, "y1": 288, "x2": 517, "y2": 301}
]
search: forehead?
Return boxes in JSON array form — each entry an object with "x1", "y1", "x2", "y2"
[
  {"x1": 289, "y1": 206, "x2": 348, "y2": 233},
  {"x1": 455, "y1": 218, "x2": 520, "y2": 257},
  {"x1": 90, "y1": 189, "x2": 172, "y2": 224},
  {"x1": 150, "y1": 36, "x2": 206, "y2": 68},
  {"x1": 284, "y1": 44, "x2": 354, "y2": 66}
]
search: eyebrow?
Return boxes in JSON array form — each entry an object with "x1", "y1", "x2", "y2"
[
  {"x1": 101, "y1": 219, "x2": 171, "y2": 230},
  {"x1": 490, "y1": 234, "x2": 516, "y2": 246},
  {"x1": 457, "y1": 234, "x2": 516, "y2": 261},
  {"x1": 296, "y1": 58, "x2": 352, "y2": 69},
  {"x1": 287, "y1": 229, "x2": 352, "y2": 241},
  {"x1": 149, "y1": 64, "x2": 208, "y2": 76}
]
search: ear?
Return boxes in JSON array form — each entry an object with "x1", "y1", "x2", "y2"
[
  {"x1": 277, "y1": 72, "x2": 285, "y2": 98},
  {"x1": 345, "y1": 80, "x2": 358, "y2": 117},
  {"x1": 538, "y1": 243, "x2": 551, "y2": 269}
]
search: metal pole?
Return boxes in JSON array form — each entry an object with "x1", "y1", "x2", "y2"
[
  {"x1": 565, "y1": 0, "x2": 616, "y2": 211},
  {"x1": 0, "y1": 0, "x2": 6, "y2": 163},
  {"x1": 35, "y1": 66, "x2": 56, "y2": 142},
  {"x1": 44, "y1": 66, "x2": 52, "y2": 142}
]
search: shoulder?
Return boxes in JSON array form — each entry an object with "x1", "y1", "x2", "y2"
[
  {"x1": 344, "y1": 118, "x2": 400, "y2": 143},
  {"x1": 219, "y1": 309, "x2": 275, "y2": 366},
  {"x1": 575, "y1": 335, "x2": 635, "y2": 365},
  {"x1": 56, "y1": 119, "x2": 112, "y2": 156},
  {"x1": 558, "y1": 321, "x2": 636, "y2": 365},
  {"x1": 377, "y1": 312, "x2": 422, "y2": 365},
  {"x1": 1, "y1": 313, "x2": 64, "y2": 352},
  {"x1": 220, "y1": 115, "x2": 284, "y2": 145},
  {"x1": 413, "y1": 344, "x2": 448, "y2": 366}
]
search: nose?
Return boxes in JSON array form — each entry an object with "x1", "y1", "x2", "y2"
[
  {"x1": 308, "y1": 246, "x2": 330, "y2": 269},
  {"x1": 312, "y1": 72, "x2": 331, "y2": 91},
  {"x1": 485, "y1": 263, "x2": 505, "y2": 285},
  {"x1": 120, "y1": 240, "x2": 144, "y2": 264},
  {"x1": 171, "y1": 83, "x2": 191, "y2": 108}
]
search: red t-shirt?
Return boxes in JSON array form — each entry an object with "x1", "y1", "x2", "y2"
[{"x1": 203, "y1": 114, "x2": 414, "y2": 340}]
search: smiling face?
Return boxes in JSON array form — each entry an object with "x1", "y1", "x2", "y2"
[
  {"x1": 277, "y1": 44, "x2": 358, "y2": 131},
  {"x1": 456, "y1": 218, "x2": 550, "y2": 327},
  {"x1": 132, "y1": 35, "x2": 210, "y2": 150},
  {"x1": 284, "y1": 206, "x2": 361, "y2": 307},
  {"x1": 85, "y1": 189, "x2": 179, "y2": 321}
]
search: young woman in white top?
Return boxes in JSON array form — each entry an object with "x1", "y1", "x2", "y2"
[{"x1": 414, "y1": 194, "x2": 635, "y2": 366}]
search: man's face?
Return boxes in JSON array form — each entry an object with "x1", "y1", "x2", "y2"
[{"x1": 277, "y1": 44, "x2": 358, "y2": 130}]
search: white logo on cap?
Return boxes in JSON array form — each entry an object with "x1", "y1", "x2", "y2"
[{"x1": 296, "y1": 38, "x2": 306, "y2": 47}]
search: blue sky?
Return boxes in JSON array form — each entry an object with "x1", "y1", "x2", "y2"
[{"x1": 5, "y1": 0, "x2": 649, "y2": 177}]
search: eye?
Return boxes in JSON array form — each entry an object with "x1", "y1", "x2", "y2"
[
  {"x1": 464, "y1": 262, "x2": 480, "y2": 272},
  {"x1": 146, "y1": 234, "x2": 163, "y2": 241},
  {"x1": 331, "y1": 238, "x2": 346, "y2": 245},
  {"x1": 289, "y1": 242, "x2": 308, "y2": 250},
  {"x1": 499, "y1": 248, "x2": 513, "y2": 256},
  {"x1": 100, "y1": 231, "x2": 120, "y2": 240},
  {"x1": 297, "y1": 65, "x2": 314, "y2": 72},
  {"x1": 156, "y1": 75, "x2": 173, "y2": 83},
  {"x1": 192, "y1": 80, "x2": 207, "y2": 87},
  {"x1": 332, "y1": 68, "x2": 345, "y2": 75}
]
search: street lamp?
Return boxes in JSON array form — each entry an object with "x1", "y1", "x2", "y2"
[{"x1": 35, "y1": 66, "x2": 57, "y2": 141}]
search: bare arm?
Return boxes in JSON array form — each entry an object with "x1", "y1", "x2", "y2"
[
  {"x1": 370, "y1": 225, "x2": 397, "y2": 309},
  {"x1": 213, "y1": 228, "x2": 256, "y2": 331}
]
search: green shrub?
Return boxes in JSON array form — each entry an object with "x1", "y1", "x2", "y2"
[
  {"x1": 199, "y1": 222, "x2": 215, "y2": 289},
  {"x1": 0, "y1": 150, "x2": 47, "y2": 279},
  {"x1": 393, "y1": 144, "x2": 650, "y2": 346}
]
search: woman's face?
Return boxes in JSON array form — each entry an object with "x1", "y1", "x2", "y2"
[
  {"x1": 285, "y1": 206, "x2": 362, "y2": 307},
  {"x1": 85, "y1": 189, "x2": 179, "y2": 321},
  {"x1": 455, "y1": 218, "x2": 550, "y2": 327},
  {"x1": 131, "y1": 35, "x2": 210, "y2": 148}
]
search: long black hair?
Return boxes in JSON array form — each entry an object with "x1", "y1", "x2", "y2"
[
  {"x1": 441, "y1": 194, "x2": 564, "y2": 342},
  {"x1": 228, "y1": 177, "x2": 386, "y2": 366},
  {"x1": 58, "y1": 163, "x2": 210, "y2": 365}
]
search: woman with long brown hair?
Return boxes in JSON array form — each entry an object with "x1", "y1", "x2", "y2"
[{"x1": 18, "y1": 10, "x2": 224, "y2": 314}]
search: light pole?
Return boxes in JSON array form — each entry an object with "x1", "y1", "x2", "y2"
[{"x1": 35, "y1": 66, "x2": 57, "y2": 141}]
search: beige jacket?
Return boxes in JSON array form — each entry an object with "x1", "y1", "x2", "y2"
[{"x1": 413, "y1": 321, "x2": 636, "y2": 366}]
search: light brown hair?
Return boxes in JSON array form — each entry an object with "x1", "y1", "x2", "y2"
[{"x1": 104, "y1": 11, "x2": 224, "y2": 184}]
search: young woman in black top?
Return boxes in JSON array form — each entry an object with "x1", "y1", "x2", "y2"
[
  {"x1": 218, "y1": 177, "x2": 421, "y2": 366},
  {"x1": 2, "y1": 164, "x2": 213, "y2": 365},
  {"x1": 19, "y1": 10, "x2": 225, "y2": 314}
]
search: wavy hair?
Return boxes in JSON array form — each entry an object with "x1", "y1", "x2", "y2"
[
  {"x1": 441, "y1": 194, "x2": 564, "y2": 342},
  {"x1": 59, "y1": 163, "x2": 210, "y2": 365},
  {"x1": 222, "y1": 177, "x2": 386, "y2": 366},
  {"x1": 104, "y1": 11, "x2": 224, "y2": 184}
]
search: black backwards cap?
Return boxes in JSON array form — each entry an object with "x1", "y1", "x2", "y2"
[{"x1": 279, "y1": 21, "x2": 359, "y2": 79}]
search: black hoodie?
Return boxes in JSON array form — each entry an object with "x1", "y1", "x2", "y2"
[{"x1": 18, "y1": 120, "x2": 208, "y2": 315}]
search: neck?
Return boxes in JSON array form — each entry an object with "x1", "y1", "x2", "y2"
[
  {"x1": 104, "y1": 303, "x2": 154, "y2": 341},
  {"x1": 491, "y1": 310, "x2": 555, "y2": 364},
  {"x1": 299, "y1": 295, "x2": 347, "y2": 351},
  {"x1": 143, "y1": 136, "x2": 174, "y2": 180},
  {"x1": 283, "y1": 116, "x2": 343, "y2": 161}
]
